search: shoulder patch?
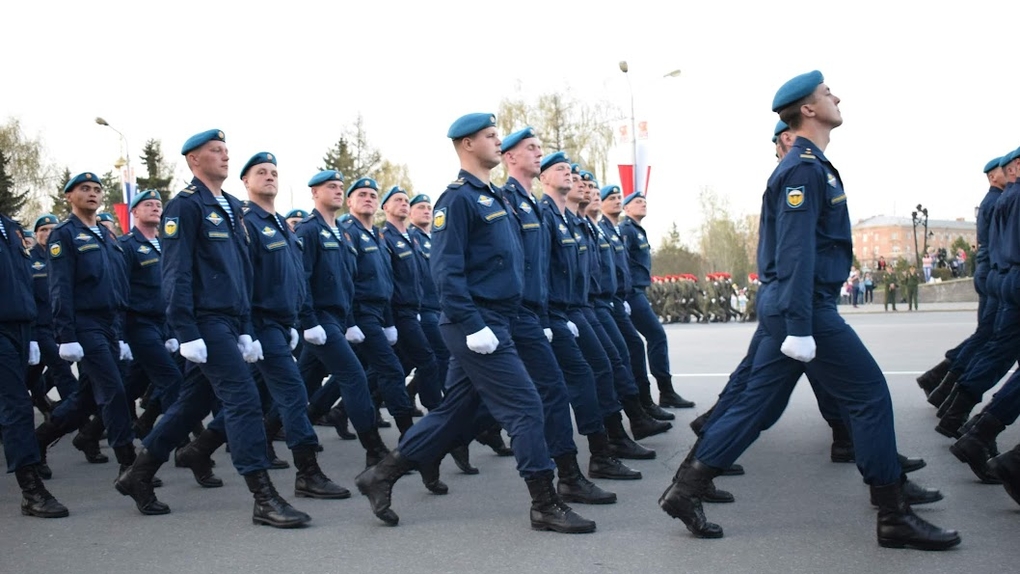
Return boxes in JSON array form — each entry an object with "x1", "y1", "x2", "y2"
[
  {"x1": 785, "y1": 186, "x2": 805, "y2": 209},
  {"x1": 49, "y1": 242, "x2": 62, "y2": 258},
  {"x1": 163, "y1": 217, "x2": 180, "y2": 238},
  {"x1": 433, "y1": 208, "x2": 447, "y2": 231}
]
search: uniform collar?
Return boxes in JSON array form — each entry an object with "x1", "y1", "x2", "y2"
[
  {"x1": 791, "y1": 136, "x2": 830, "y2": 164},
  {"x1": 383, "y1": 220, "x2": 408, "y2": 238},
  {"x1": 190, "y1": 177, "x2": 225, "y2": 207},
  {"x1": 410, "y1": 223, "x2": 430, "y2": 238},
  {"x1": 310, "y1": 208, "x2": 341, "y2": 229}
]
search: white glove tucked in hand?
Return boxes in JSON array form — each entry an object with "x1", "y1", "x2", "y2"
[
  {"x1": 58, "y1": 342, "x2": 84, "y2": 362},
  {"x1": 247, "y1": 339, "x2": 264, "y2": 363},
  {"x1": 237, "y1": 334, "x2": 260, "y2": 363},
  {"x1": 119, "y1": 341, "x2": 133, "y2": 361},
  {"x1": 289, "y1": 328, "x2": 300, "y2": 351},
  {"x1": 780, "y1": 335, "x2": 816, "y2": 363},
  {"x1": 623, "y1": 301, "x2": 632, "y2": 316},
  {"x1": 180, "y1": 339, "x2": 208, "y2": 364},
  {"x1": 383, "y1": 326, "x2": 398, "y2": 346},
  {"x1": 345, "y1": 326, "x2": 365, "y2": 344},
  {"x1": 28, "y1": 341, "x2": 40, "y2": 366},
  {"x1": 304, "y1": 325, "x2": 328, "y2": 346},
  {"x1": 466, "y1": 326, "x2": 499, "y2": 354},
  {"x1": 544, "y1": 328, "x2": 553, "y2": 343},
  {"x1": 165, "y1": 338, "x2": 180, "y2": 353},
  {"x1": 566, "y1": 321, "x2": 579, "y2": 338}
]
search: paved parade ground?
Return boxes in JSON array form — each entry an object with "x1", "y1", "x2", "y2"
[{"x1": 2, "y1": 311, "x2": 1016, "y2": 574}]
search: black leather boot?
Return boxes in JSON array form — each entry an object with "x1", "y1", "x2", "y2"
[
  {"x1": 828, "y1": 419, "x2": 855, "y2": 463},
  {"x1": 323, "y1": 403, "x2": 356, "y2": 440},
  {"x1": 916, "y1": 359, "x2": 951, "y2": 395},
  {"x1": 870, "y1": 474, "x2": 943, "y2": 506},
  {"x1": 554, "y1": 454, "x2": 616, "y2": 504},
  {"x1": 174, "y1": 428, "x2": 225, "y2": 488},
  {"x1": 293, "y1": 445, "x2": 350, "y2": 499},
  {"x1": 475, "y1": 424, "x2": 513, "y2": 456},
  {"x1": 935, "y1": 388, "x2": 980, "y2": 439},
  {"x1": 244, "y1": 469, "x2": 311, "y2": 528},
  {"x1": 357, "y1": 429, "x2": 391, "y2": 469},
  {"x1": 394, "y1": 414, "x2": 414, "y2": 441},
  {"x1": 658, "y1": 459, "x2": 724, "y2": 538},
  {"x1": 927, "y1": 371, "x2": 959, "y2": 409},
  {"x1": 689, "y1": 406, "x2": 715, "y2": 437},
  {"x1": 449, "y1": 444, "x2": 479, "y2": 475},
  {"x1": 658, "y1": 380, "x2": 695, "y2": 409},
  {"x1": 605, "y1": 413, "x2": 655, "y2": 460},
  {"x1": 72, "y1": 416, "x2": 109, "y2": 464},
  {"x1": 15, "y1": 465, "x2": 68, "y2": 518},
  {"x1": 622, "y1": 395, "x2": 672, "y2": 440},
  {"x1": 417, "y1": 458, "x2": 449, "y2": 495},
  {"x1": 586, "y1": 432, "x2": 641, "y2": 480},
  {"x1": 132, "y1": 405, "x2": 160, "y2": 440},
  {"x1": 935, "y1": 386, "x2": 958, "y2": 419},
  {"x1": 114, "y1": 443, "x2": 137, "y2": 471},
  {"x1": 898, "y1": 453, "x2": 926, "y2": 474},
  {"x1": 871, "y1": 481, "x2": 960, "y2": 550},
  {"x1": 642, "y1": 397, "x2": 675, "y2": 421},
  {"x1": 265, "y1": 438, "x2": 291, "y2": 470},
  {"x1": 35, "y1": 420, "x2": 66, "y2": 480},
  {"x1": 354, "y1": 449, "x2": 413, "y2": 526},
  {"x1": 525, "y1": 473, "x2": 596, "y2": 533},
  {"x1": 951, "y1": 413, "x2": 1006, "y2": 484},
  {"x1": 114, "y1": 449, "x2": 170, "y2": 515},
  {"x1": 375, "y1": 407, "x2": 392, "y2": 428},
  {"x1": 988, "y1": 443, "x2": 1020, "y2": 506}
]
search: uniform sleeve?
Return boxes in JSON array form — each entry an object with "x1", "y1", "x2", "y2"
[
  {"x1": 162, "y1": 198, "x2": 201, "y2": 343},
  {"x1": 774, "y1": 165, "x2": 825, "y2": 337},
  {"x1": 431, "y1": 192, "x2": 485, "y2": 334},
  {"x1": 297, "y1": 224, "x2": 319, "y2": 331},
  {"x1": 48, "y1": 227, "x2": 77, "y2": 343}
]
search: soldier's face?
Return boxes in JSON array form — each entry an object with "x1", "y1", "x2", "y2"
[
  {"x1": 988, "y1": 167, "x2": 1005, "y2": 188},
  {"x1": 601, "y1": 193, "x2": 622, "y2": 217},
  {"x1": 193, "y1": 142, "x2": 230, "y2": 181},
  {"x1": 67, "y1": 182, "x2": 103, "y2": 213},
  {"x1": 505, "y1": 138, "x2": 543, "y2": 178},
  {"x1": 312, "y1": 181, "x2": 345, "y2": 210},
  {"x1": 132, "y1": 199, "x2": 163, "y2": 226},
  {"x1": 467, "y1": 127, "x2": 503, "y2": 168},
  {"x1": 244, "y1": 163, "x2": 279, "y2": 200},
  {"x1": 625, "y1": 196, "x2": 647, "y2": 218},
  {"x1": 567, "y1": 174, "x2": 586, "y2": 203},
  {"x1": 348, "y1": 187, "x2": 379, "y2": 217},
  {"x1": 410, "y1": 202, "x2": 432, "y2": 227},
  {"x1": 384, "y1": 194, "x2": 410, "y2": 219},
  {"x1": 35, "y1": 224, "x2": 55, "y2": 247},
  {"x1": 807, "y1": 83, "x2": 842, "y2": 128},
  {"x1": 542, "y1": 163, "x2": 572, "y2": 195},
  {"x1": 585, "y1": 195, "x2": 601, "y2": 218}
]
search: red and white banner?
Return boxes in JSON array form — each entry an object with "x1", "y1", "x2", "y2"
[{"x1": 615, "y1": 121, "x2": 651, "y2": 198}]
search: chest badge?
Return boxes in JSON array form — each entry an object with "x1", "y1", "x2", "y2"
[
  {"x1": 138, "y1": 245, "x2": 151, "y2": 254},
  {"x1": 477, "y1": 195, "x2": 494, "y2": 207},
  {"x1": 32, "y1": 261, "x2": 45, "y2": 270},
  {"x1": 519, "y1": 201, "x2": 532, "y2": 213},
  {"x1": 558, "y1": 223, "x2": 569, "y2": 235},
  {"x1": 262, "y1": 226, "x2": 277, "y2": 237},
  {"x1": 827, "y1": 172, "x2": 837, "y2": 187},
  {"x1": 74, "y1": 232, "x2": 93, "y2": 243},
  {"x1": 206, "y1": 212, "x2": 224, "y2": 226}
]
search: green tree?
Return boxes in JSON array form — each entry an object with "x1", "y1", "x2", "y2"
[
  {"x1": 651, "y1": 222, "x2": 707, "y2": 277},
  {"x1": 135, "y1": 139, "x2": 174, "y2": 195},
  {"x1": 1, "y1": 117, "x2": 57, "y2": 219},
  {"x1": 374, "y1": 159, "x2": 413, "y2": 194},
  {"x1": 0, "y1": 149, "x2": 30, "y2": 219},
  {"x1": 697, "y1": 187, "x2": 755, "y2": 281},
  {"x1": 50, "y1": 168, "x2": 73, "y2": 220},
  {"x1": 320, "y1": 114, "x2": 411, "y2": 218}
]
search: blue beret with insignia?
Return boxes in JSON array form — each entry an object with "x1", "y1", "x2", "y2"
[
  {"x1": 580, "y1": 170, "x2": 595, "y2": 182},
  {"x1": 409, "y1": 193, "x2": 431, "y2": 206},
  {"x1": 307, "y1": 170, "x2": 344, "y2": 187},
  {"x1": 772, "y1": 70, "x2": 824, "y2": 112},
  {"x1": 34, "y1": 213, "x2": 59, "y2": 231},
  {"x1": 501, "y1": 127, "x2": 537, "y2": 153},
  {"x1": 98, "y1": 212, "x2": 115, "y2": 223},
  {"x1": 181, "y1": 129, "x2": 226, "y2": 155},
  {"x1": 600, "y1": 185, "x2": 622, "y2": 201},
  {"x1": 346, "y1": 177, "x2": 380, "y2": 197},
  {"x1": 447, "y1": 113, "x2": 497, "y2": 139},
  {"x1": 130, "y1": 189, "x2": 162, "y2": 209},
  {"x1": 285, "y1": 209, "x2": 309, "y2": 220},
  {"x1": 240, "y1": 152, "x2": 277, "y2": 179},
  {"x1": 623, "y1": 191, "x2": 645, "y2": 207},
  {"x1": 570, "y1": 163, "x2": 580, "y2": 175},
  {"x1": 984, "y1": 157, "x2": 1003, "y2": 173},
  {"x1": 540, "y1": 151, "x2": 570, "y2": 173},
  {"x1": 381, "y1": 186, "x2": 409, "y2": 207},
  {"x1": 63, "y1": 172, "x2": 101, "y2": 193},
  {"x1": 772, "y1": 120, "x2": 790, "y2": 143}
]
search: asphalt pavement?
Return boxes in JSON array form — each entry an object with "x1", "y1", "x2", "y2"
[{"x1": 2, "y1": 310, "x2": 1016, "y2": 574}]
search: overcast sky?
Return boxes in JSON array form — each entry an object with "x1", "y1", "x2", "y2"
[{"x1": 4, "y1": 1, "x2": 1017, "y2": 247}]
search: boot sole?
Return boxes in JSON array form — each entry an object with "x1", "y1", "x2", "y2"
[
  {"x1": 632, "y1": 424, "x2": 673, "y2": 441},
  {"x1": 530, "y1": 521, "x2": 596, "y2": 533},
  {"x1": 559, "y1": 494, "x2": 617, "y2": 505},
  {"x1": 114, "y1": 482, "x2": 171, "y2": 515},
  {"x1": 252, "y1": 517, "x2": 310, "y2": 528},
  {"x1": 295, "y1": 489, "x2": 352, "y2": 500},
  {"x1": 609, "y1": 450, "x2": 656, "y2": 460},
  {"x1": 878, "y1": 535, "x2": 961, "y2": 550},
  {"x1": 21, "y1": 507, "x2": 69, "y2": 518},
  {"x1": 934, "y1": 425, "x2": 961, "y2": 440},
  {"x1": 589, "y1": 471, "x2": 642, "y2": 480},
  {"x1": 659, "y1": 498, "x2": 724, "y2": 538}
]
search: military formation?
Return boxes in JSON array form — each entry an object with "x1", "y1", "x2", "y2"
[{"x1": 2, "y1": 71, "x2": 1017, "y2": 551}]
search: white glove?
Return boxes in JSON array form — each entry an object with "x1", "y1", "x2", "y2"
[
  {"x1": 119, "y1": 341, "x2": 133, "y2": 361},
  {"x1": 383, "y1": 326, "x2": 398, "y2": 346},
  {"x1": 466, "y1": 326, "x2": 499, "y2": 354},
  {"x1": 623, "y1": 301, "x2": 632, "y2": 316},
  {"x1": 543, "y1": 328, "x2": 553, "y2": 343},
  {"x1": 165, "y1": 338, "x2": 180, "y2": 353},
  {"x1": 28, "y1": 341, "x2": 40, "y2": 366},
  {"x1": 248, "y1": 339, "x2": 264, "y2": 363},
  {"x1": 289, "y1": 328, "x2": 300, "y2": 351},
  {"x1": 566, "y1": 321, "x2": 579, "y2": 338},
  {"x1": 59, "y1": 342, "x2": 84, "y2": 362},
  {"x1": 345, "y1": 326, "x2": 365, "y2": 344},
  {"x1": 180, "y1": 339, "x2": 208, "y2": 364},
  {"x1": 416, "y1": 314, "x2": 421, "y2": 321},
  {"x1": 780, "y1": 335, "x2": 816, "y2": 363},
  {"x1": 304, "y1": 325, "x2": 328, "y2": 346},
  {"x1": 238, "y1": 334, "x2": 259, "y2": 363}
]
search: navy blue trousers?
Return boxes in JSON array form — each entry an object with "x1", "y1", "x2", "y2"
[
  {"x1": 590, "y1": 299, "x2": 641, "y2": 399},
  {"x1": 626, "y1": 288, "x2": 672, "y2": 386},
  {"x1": 353, "y1": 302, "x2": 413, "y2": 417},
  {"x1": 393, "y1": 307, "x2": 443, "y2": 410},
  {"x1": 548, "y1": 310, "x2": 607, "y2": 435},
  {"x1": 0, "y1": 322, "x2": 41, "y2": 471},
  {"x1": 958, "y1": 270, "x2": 1020, "y2": 398},
  {"x1": 301, "y1": 309, "x2": 376, "y2": 432}
]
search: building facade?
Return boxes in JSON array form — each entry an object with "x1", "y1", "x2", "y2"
[{"x1": 851, "y1": 215, "x2": 976, "y2": 270}]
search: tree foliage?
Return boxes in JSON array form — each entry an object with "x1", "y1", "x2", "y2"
[
  {"x1": 697, "y1": 187, "x2": 756, "y2": 282},
  {"x1": 0, "y1": 117, "x2": 57, "y2": 219},
  {"x1": 0, "y1": 149, "x2": 30, "y2": 219},
  {"x1": 136, "y1": 139, "x2": 174, "y2": 195},
  {"x1": 651, "y1": 222, "x2": 707, "y2": 277}
]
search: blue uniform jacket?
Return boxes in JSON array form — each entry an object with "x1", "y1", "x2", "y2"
[
  {"x1": 244, "y1": 202, "x2": 305, "y2": 326},
  {"x1": 989, "y1": 182, "x2": 1015, "y2": 272},
  {"x1": 975, "y1": 186, "x2": 1003, "y2": 268},
  {"x1": 48, "y1": 213, "x2": 128, "y2": 342},
  {"x1": 381, "y1": 221, "x2": 422, "y2": 309},
  {"x1": 0, "y1": 213, "x2": 36, "y2": 325},
  {"x1": 997, "y1": 183, "x2": 1020, "y2": 269},
  {"x1": 588, "y1": 215, "x2": 617, "y2": 298},
  {"x1": 502, "y1": 177, "x2": 549, "y2": 317},
  {"x1": 599, "y1": 217, "x2": 633, "y2": 297},
  {"x1": 119, "y1": 227, "x2": 165, "y2": 319},
  {"x1": 161, "y1": 178, "x2": 253, "y2": 343},
  {"x1": 294, "y1": 209, "x2": 357, "y2": 330},
  {"x1": 343, "y1": 216, "x2": 395, "y2": 325},
  {"x1": 540, "y1": 196, "x2": 581, "y2": 314},
  {"x1": 29, "y1": 243, "x2": 51, "y2": 329},
  {"x1": 409, "y1": 225, "x2": 440, "y2": 312},
  {"x1": 430, "y1": 169, "x2": 523, "y2": 334},
  {"x1": 620, "y1": 215, "x2": 652, "y2": 289}
]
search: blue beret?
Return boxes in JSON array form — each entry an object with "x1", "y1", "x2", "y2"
[
  {"x1": 447, "y1": 113, "x2": 496, "y2": 139},
  {"x1": 772, "y1": 70, "x2": 824, "y2": 112},
  {"x1": 772, "y1": 120, "x2": 790, "y2": 143},
  {"x1": 580, "y1": 170, "x2": 595, "y2": 182},
  {"x1": 130, "y1": 189, "x2": 162, "y2": 209},
  {"x1": 239, "y1": 152, "x2": 277, "y2": 179},
  {"x1": 23, "y1": 229, "x2": 34, "y2": 238},
  {"x1": 501, "y1": 127, "x2": 537, "y2": 153},
  {"x1": 570, "y1": 163, "x2": 580, "y2": 175},
  {"x1": 285, "y1": 209, "x2": 308, "y2": 220},
  {"x1": 308, "y1": 170, "x2": 344, "y2": 187},
  {"x1": 998, "y1": 155, "x2": 1013, "y2": 168},
  {"x1": 181, "y1": 129, "x2": 225, "y2": 155},
  {"x1": 1007, "y1": 148, "x2": 1020, "y2": 165},
  {"x1": 63, "y1": 172, "x2": 101, "y2": 193},
  {"x1": 346, "y1": 177, "x2": 380, "y2": 197},
  {"x1": 540, "y1": 151, "x2": 570, "y2": 173},
  {"x1": 34, "y1": 213, "x2": 59, "y2": 230},
  {"x1": 98, "y1": 212, "x2": 115, "y2": 223},
  {"x1": 409, "y1": 193, "x2": 431, "y2": 206},
  {"x1": 381, "y1": 186, "x2": 409, "y2": 207},
  {"x1": 984, "y1": 157, "x2": 1003, "y2": 173},
  {"x1": 600, "y1": 185, "x2": 622, "y2": 200},
  {"x1": 623, "y1": 191, "x2": 645, "y2": 207}
]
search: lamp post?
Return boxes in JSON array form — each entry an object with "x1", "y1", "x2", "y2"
[
  {"x1": 911, "y1": 210, "x2": 922, "y2": 270},
  {"x1": 618, "y1": 61, "x2": 638, "y2": 197},
  {"x1": 916, "y1": 204, "x2": 930, "y2": 257},
  {"x1": 95, "y1": 117, "x2": 130, "y2": 204}
]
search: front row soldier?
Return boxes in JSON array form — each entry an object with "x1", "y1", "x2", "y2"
[
  {"x1": 355, "y1": 113, "x2": 596, "y2": 533},
  {"x1": 658, "y1": 71, "x2": 959, "y2": 550},
  {"x1": 115, "y1": 130, "x2": 310, "y2": 528},
  {"x1": 0, "y1": 208, "x2": 68, "y2": 518}
]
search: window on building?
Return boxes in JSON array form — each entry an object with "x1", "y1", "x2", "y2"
[
  {"x1": 892, "y1": 245, "x2": 901, "y2": 254},
  {"x1": 873, "y1": 246, "x2": 879, "y2": 255},
  {"x1": 891, "y1": 232, "x2": 899, "y2": 240},
  {"x1": 863, "y1": 234, "x2": 869, "y2": 242}
]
